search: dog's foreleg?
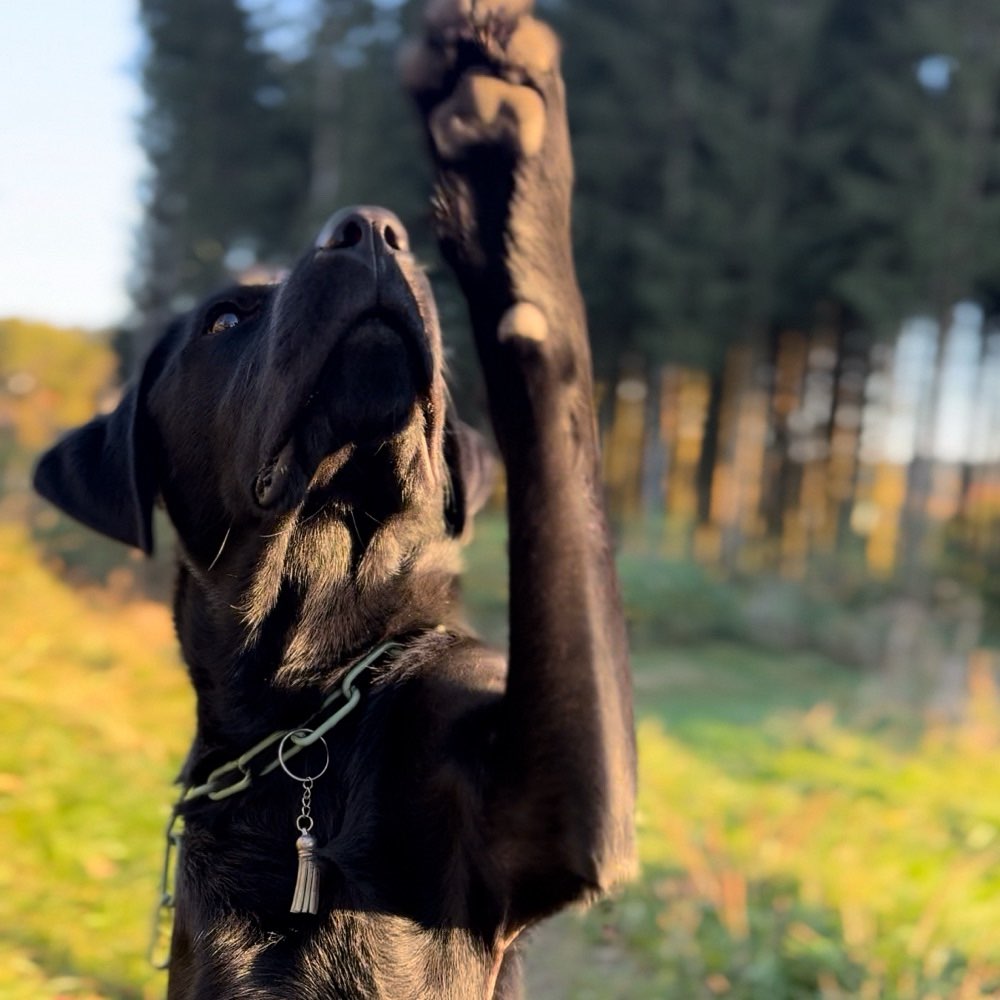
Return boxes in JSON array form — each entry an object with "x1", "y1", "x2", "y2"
[{"x1": 405, "y1": 0, "x2": 637, "y2": 928}]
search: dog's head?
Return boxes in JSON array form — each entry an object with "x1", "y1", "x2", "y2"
[{"x1": 35, "y1": 207, "x2": 494, "y2": 580}]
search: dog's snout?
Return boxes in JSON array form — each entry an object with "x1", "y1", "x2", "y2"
[{"x1": 315, "y1": 205, "x2": 410, "y2": 257}]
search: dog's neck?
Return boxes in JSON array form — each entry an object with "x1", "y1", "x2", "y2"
[
  {"x1": 155, "y1": 423, "x2": 466, "y2": 744},
  {"x1": 171, "y1": 508, "x2": 464, "y2": 753}
]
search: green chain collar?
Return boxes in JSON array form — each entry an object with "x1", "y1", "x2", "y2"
[{"x1": 149, "y1": 640, "x2": 401, "y2": 968}]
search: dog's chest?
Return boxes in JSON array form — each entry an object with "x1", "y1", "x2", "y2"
[
  {"x1": 299, "y1": 911, "x2": 508, "y2": 999},
  {"x1": 176, "y1": 824, "x2": 509, "y2": 999},
  {"x1": 174, "y1": 673, "x2": 511, "y2": 998}
]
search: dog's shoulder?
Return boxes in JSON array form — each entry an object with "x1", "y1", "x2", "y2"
[
  {"x1": 374, "y1": 631, "x2": 507, "y2": 756},
  {"x1": 358, "y1": 633, "x2": 507, "y2": 843}
]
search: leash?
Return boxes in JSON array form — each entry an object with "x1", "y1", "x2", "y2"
[{"x1": 149, "y1": 640, "x2": 401, "y2": 969}]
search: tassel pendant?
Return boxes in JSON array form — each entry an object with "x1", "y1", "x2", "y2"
[
  {"x1": 291, "y1": 831, "x2": 321, "y2": 915},
  {"x1": 277, "y1": 731, "x2": 331, "y2": 918}
]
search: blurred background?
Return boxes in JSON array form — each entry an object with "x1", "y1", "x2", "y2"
[{"x1": 2, "y1": 0, "x2": 999, "y2": 997}]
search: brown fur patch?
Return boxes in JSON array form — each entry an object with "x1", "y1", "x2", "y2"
[{"x1": 498, "y1": 302, "x2": 548, "y2": 344}]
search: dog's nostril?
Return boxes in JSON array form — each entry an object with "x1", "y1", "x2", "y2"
[
  {"x1": 383, "y1": 224, "x2": 406, "y2": 253},
  {"x1": 332, "y1": 220, "x2": 364, "y2": 250}
]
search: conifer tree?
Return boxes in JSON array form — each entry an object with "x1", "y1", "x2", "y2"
[{"x1": 133, "y1": 0, "x2": 309, "y2": 351}]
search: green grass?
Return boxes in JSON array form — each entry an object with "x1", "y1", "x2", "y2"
[
  {"x1": 0, "y1": 524, "x2": 190, "y2": 999},
  {"x1": 1, "y1": 517, "x2": 999, "y2": 998}
]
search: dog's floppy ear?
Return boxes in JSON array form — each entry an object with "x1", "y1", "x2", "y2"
[
  {"x1": 443, "y1": 414, "x2": 497, "y2": 539},
  {"x1": 33, "y1": 344, "x2": 165, "y2": 556}
]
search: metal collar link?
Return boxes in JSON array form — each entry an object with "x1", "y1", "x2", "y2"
[
  {"x1": 181, "y1": 641, "x2": 398, "y2": 804},
  {"x1": 149, "y1": 641, "x2": 400, "y2": 968}
]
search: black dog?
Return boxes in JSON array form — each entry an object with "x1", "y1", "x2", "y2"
[{"x1": 34, "y1": 1, "x2": 635, "y2": 996}]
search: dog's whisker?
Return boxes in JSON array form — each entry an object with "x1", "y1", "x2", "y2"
[{"x1": 207, "y1": 523, "x2": 233, "y2": 572}]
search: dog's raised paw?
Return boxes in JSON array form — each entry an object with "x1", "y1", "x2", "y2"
[
  {"x1": 401, "y1": 0, "x2": 560, "y2": 113},
  {"x1": 405, "y1": 0, "x2": 574, "y2": 289}
]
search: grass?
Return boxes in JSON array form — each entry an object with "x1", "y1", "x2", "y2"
[
  {"x1": 1, "y1": 515, "x2": 999, "y2": 998},
  {"x1": 0, "y1": 524, "x2": 190, "y2": 999}
]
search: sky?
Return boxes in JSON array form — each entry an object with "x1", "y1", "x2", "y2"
[{"x1": 0, "y1": 0, "x2": 144, "y2": 329}]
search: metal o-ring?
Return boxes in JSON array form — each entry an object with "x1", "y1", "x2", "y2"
[{"x1": 278, "y1": 729, "x2": 330, "y2": 783}]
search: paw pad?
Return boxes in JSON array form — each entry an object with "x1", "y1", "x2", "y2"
[
  {"x1": 505, "y1": 17, "x2": 559, "y2": 76},
  {"x1": 429, "y1": 74, "x2": 546, "y2": 159}
]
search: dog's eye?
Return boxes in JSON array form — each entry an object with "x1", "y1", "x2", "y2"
[{"x1": 209, "y1": 311, "x2": 242, "y2": 335}]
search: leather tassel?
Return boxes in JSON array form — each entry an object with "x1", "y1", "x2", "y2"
[{"x1": 290, "y1": 832, "x2": 320, "y2": 915}]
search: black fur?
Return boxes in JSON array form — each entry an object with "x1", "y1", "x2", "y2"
[{"x1": 34, "y1": 4, "x2": 635, "y2": 997}]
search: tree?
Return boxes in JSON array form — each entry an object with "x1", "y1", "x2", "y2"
[
  {"x1": 832, "y1": 0, "x2": 1000, "y2": 333},
  {"x1": 551, "y1": 0, "x2": 862, "y2": 374},
  {"x1": 133, "y1": 0, "x2": 311, "y2": 354}
]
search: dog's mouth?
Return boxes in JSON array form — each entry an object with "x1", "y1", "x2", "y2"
[{"x1": 253, "y1": 309, "x2": 435, "y2": 512}]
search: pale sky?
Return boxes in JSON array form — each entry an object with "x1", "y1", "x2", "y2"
[{"x1": 0, "y1": 0, "x2": 144, "y2": 329}]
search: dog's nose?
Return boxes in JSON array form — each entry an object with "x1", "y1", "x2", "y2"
[{"x1": 315, "y1": 205, "x2": 410, "y2": 257}]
